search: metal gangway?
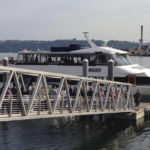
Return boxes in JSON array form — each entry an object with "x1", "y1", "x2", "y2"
[{"x1": 0, "y1": 65, "x2": 135, "y2": 122}]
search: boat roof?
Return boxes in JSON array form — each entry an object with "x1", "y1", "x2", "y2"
[
  {"x1": 18, "y1": 46, "x2": 128, "y2": 55},
  {"x1": 70, "y1": 46, "x2": 128, "y2": 54}
]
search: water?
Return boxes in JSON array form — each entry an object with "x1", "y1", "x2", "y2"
[
  {"x1": 0, "y1": 53, "x2": 17, "y2": 60},
  {"x1": 0, "y1": 53, "x2": 150, "y2": 150},
  {"x1": 0, "y1": 117, "x2": 150, "y2": 150},
  {"x1": 133, "y1": 56, "x2": 150, "y2": 69}
]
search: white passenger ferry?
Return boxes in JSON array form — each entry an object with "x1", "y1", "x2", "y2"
[{"x1": 16, "y1": 33, "x2": 150, "y2": 98}]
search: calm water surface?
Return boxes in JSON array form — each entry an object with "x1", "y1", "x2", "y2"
[
  {"x1": 0, "y1": 53, "x2": 150, "y2": 150},
  {"x1": 0, "y1": 53, "x2": 17, "y2": 60},
  {"x1": 0, "y1": 117, "x2": 150, "y2": 150}
]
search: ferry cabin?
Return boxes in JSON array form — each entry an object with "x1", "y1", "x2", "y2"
[
  {"x1": 17, "y1": 51, "x2": 113, "y2": 66},
  {"x1": 16, "y1": 45, "x2": 150, "y2": 99},
  {"x1": 16, "y1": 32, "x2": 150, "y2": 98},
  {"x1": 17, "y1": 49, "x2": 142, "y2": 84},
  {"x1": 17, "y1": 50, "x2": 136, "y2": 67}
]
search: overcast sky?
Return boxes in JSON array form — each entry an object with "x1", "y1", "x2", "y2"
[{"x1": 0, "y1": 0, "x2": 150, "y2": 42}]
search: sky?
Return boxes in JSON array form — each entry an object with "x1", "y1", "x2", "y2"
[{"x1": 0, "y1": 0, "x2": 150, "y2": 42}]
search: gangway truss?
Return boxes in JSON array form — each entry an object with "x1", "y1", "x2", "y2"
[{"x1": 0, "y1": 65, "x2": 134, "y2": 122}]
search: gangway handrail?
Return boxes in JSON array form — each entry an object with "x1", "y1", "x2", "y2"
[
  {"x1": 0, "y1": 65, "x2": 134, "y2": 122},
  {"x1": 0, "y1": 65, "x2": 131, "y2": 86}
]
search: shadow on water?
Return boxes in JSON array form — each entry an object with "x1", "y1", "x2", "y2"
[{"x1": 0, "y1": 115, "x2": 150, "y2": 150}]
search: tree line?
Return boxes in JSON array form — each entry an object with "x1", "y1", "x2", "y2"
[{"x1": 0, "y1": 39, "x2": 139, "y2": 52}]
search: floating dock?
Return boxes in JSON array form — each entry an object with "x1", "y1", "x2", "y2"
[{"x1": 133, "y1": 103, "x2": 150, "y2": 120}]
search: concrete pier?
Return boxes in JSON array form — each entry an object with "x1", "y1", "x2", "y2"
[{"x1": 133, "y1": 103, "x2": 150, "y2": 120}]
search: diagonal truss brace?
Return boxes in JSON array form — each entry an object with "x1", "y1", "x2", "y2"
[
  {"x1": 73, "y1": 79, "x2": 83, "y2": 112},
  {"x1": 116, "y1": 85, "x2": 122, "y2": 110},
  {"x1": 89, "y1": 81, "x2": 98, "y2": 111},
  {"x1": 20, "y1": 73, "x2": 26, "y2": 93},
  {"x1": 103, "y1": 83, "x2": 111, "y2": 109},
  {"x1": 97, "y1": 83, "x2": 104, "y2": 111},
  {"x1": 125, "y1": 86, "x2": 132, "y2": 110},
  {"x1": 64, "y1": 78, "x2": 72, "y2": 113},
  {"x1": 27, "y1": 74, "x2": 42, "y2": 115},
  {"x1": 0, "y1": 71, "x2": 14, "y2": 107},
  {"x1": 42, "y1": 75, "x2": 52, "y2": 114},
  {"x1": 13, "y1": 72, "x2": 27, "y2": 116},
  {"x1": 52, "y1": 77, "x2": 64, "y2": 113}
]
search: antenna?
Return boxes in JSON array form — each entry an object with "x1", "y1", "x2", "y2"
[
  {"x1": 83, "y1": 32, "x2": 89, "y2": 39},
  {"x1": 82, "y1": 32, "x2": 98, "y2": 48},
  {"x1": 102, "y1": 40, "x2": 108, "y2": 47}
]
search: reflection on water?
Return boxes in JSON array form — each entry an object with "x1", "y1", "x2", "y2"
[{"x1": 0, "y1": 116, "x2": 150, "y2": 150}]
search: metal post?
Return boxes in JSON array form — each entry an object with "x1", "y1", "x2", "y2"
[
  {"x1": 3, "y1": 57, "x2": 9, "y2": 84},
  {"x1": 108, "y1": 59, "x2": 114, "y2": 81},
  {"x1": 3, "y1": 57, "x2": 9, "y2": 66},
  {"x1": 9, "y1": 95, "x2": 13, "y2": 117},
  {"x1": 82, "y1": 59, "x2": 89, "y2": 77}
]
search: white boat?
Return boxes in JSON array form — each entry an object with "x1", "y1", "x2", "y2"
[{"x1": 16, "y1": 33, "x2": 150, "y2": 99}]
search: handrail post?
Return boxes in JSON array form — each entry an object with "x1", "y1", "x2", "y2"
[
  {"x1": 9, "y1": 95, "x2": 13, "y2": 117},
  {"x1": 3, "y1": 57, "x2": 9, "y2": 84}
]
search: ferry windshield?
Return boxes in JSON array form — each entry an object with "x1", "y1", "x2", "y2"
[{"x1": 114, "y1": 54, "x2": 135, "y2": 65}]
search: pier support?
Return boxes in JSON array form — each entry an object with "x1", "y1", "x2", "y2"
[
  {"x1": 3, "y1": 57, "x2": 9, "y2": 66},
  {"x1": 2, "y1": 57, "x2": 9, "y2": 83},
  {"x1": 108, "y1": 59, "x2": 114, "y2": 81},
  {"x1": 82, "y1": 59, "x2": 89, "y2": 77}
]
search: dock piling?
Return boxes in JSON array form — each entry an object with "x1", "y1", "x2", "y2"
[
  {"x1": 108, "y1": 59, "x2": 114, "y2": 81},
  {"x1": 82, "y1": 59, "x2": 89, "y2": 77}
]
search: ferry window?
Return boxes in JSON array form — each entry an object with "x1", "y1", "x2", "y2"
[
  {"x1": 24, "y1": 54, "x2": 28, "y2": 63},
  {"x1": 47, "y1": 56, "x2": 83, "y2": 65},
  {"x1": 59, "y1": 57, "x2": 66, "y2": 64},
  {"x1": 73, "y1": 57, "x2": 83, "y2": 65},
  {"x1": 17, "y1": 54, "x2": 23, "y2": 63},
  {"x1": 48, "y1": 56, "x2": 59, "y2": 64},
  {"x1": 40, "y1": 54, "x2": 46, "y2": 63},
  {"x1": 126, "y1": 55, "x2": 135, "y2": 64},
  {"x1": 77, "y1": 57, "x2": 81, "y2": 64},
  {"x1": 89, "y1": 55, "x2": 96, "y2": 65},
  {"x1": 54, "y1": 57, "x2": 59, "y2": 64},
  {"x1": 24, "y1": 54, "x2": 34, "y2": 63},
  {"x1": 56, "y1": 57, "x2": 61, "y2": 62},
  {"x1": 119, "y1": 55, "x2": 129, "y2": 65},
  {"x1": 48, "y1": 56, "x2": 52, "y2": 63},
  {"x1": 58, "y1": 56, "x2": 83, "y2": 65},
  {"x1": 114, "y1": 54, "x2": 135, "y2": 65},
  {"x1": 97, "y1": 54, "x2": 107, "y2": 65},
  {"x1": 114, "y1": 54, "x2": 124, "y2": 65},
  {"x1": 35, "y1": 54, "x2": 40, "y2": 63},
  {"x1": 73, "y1": 57, "x2": 76, "y2": 64}
]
